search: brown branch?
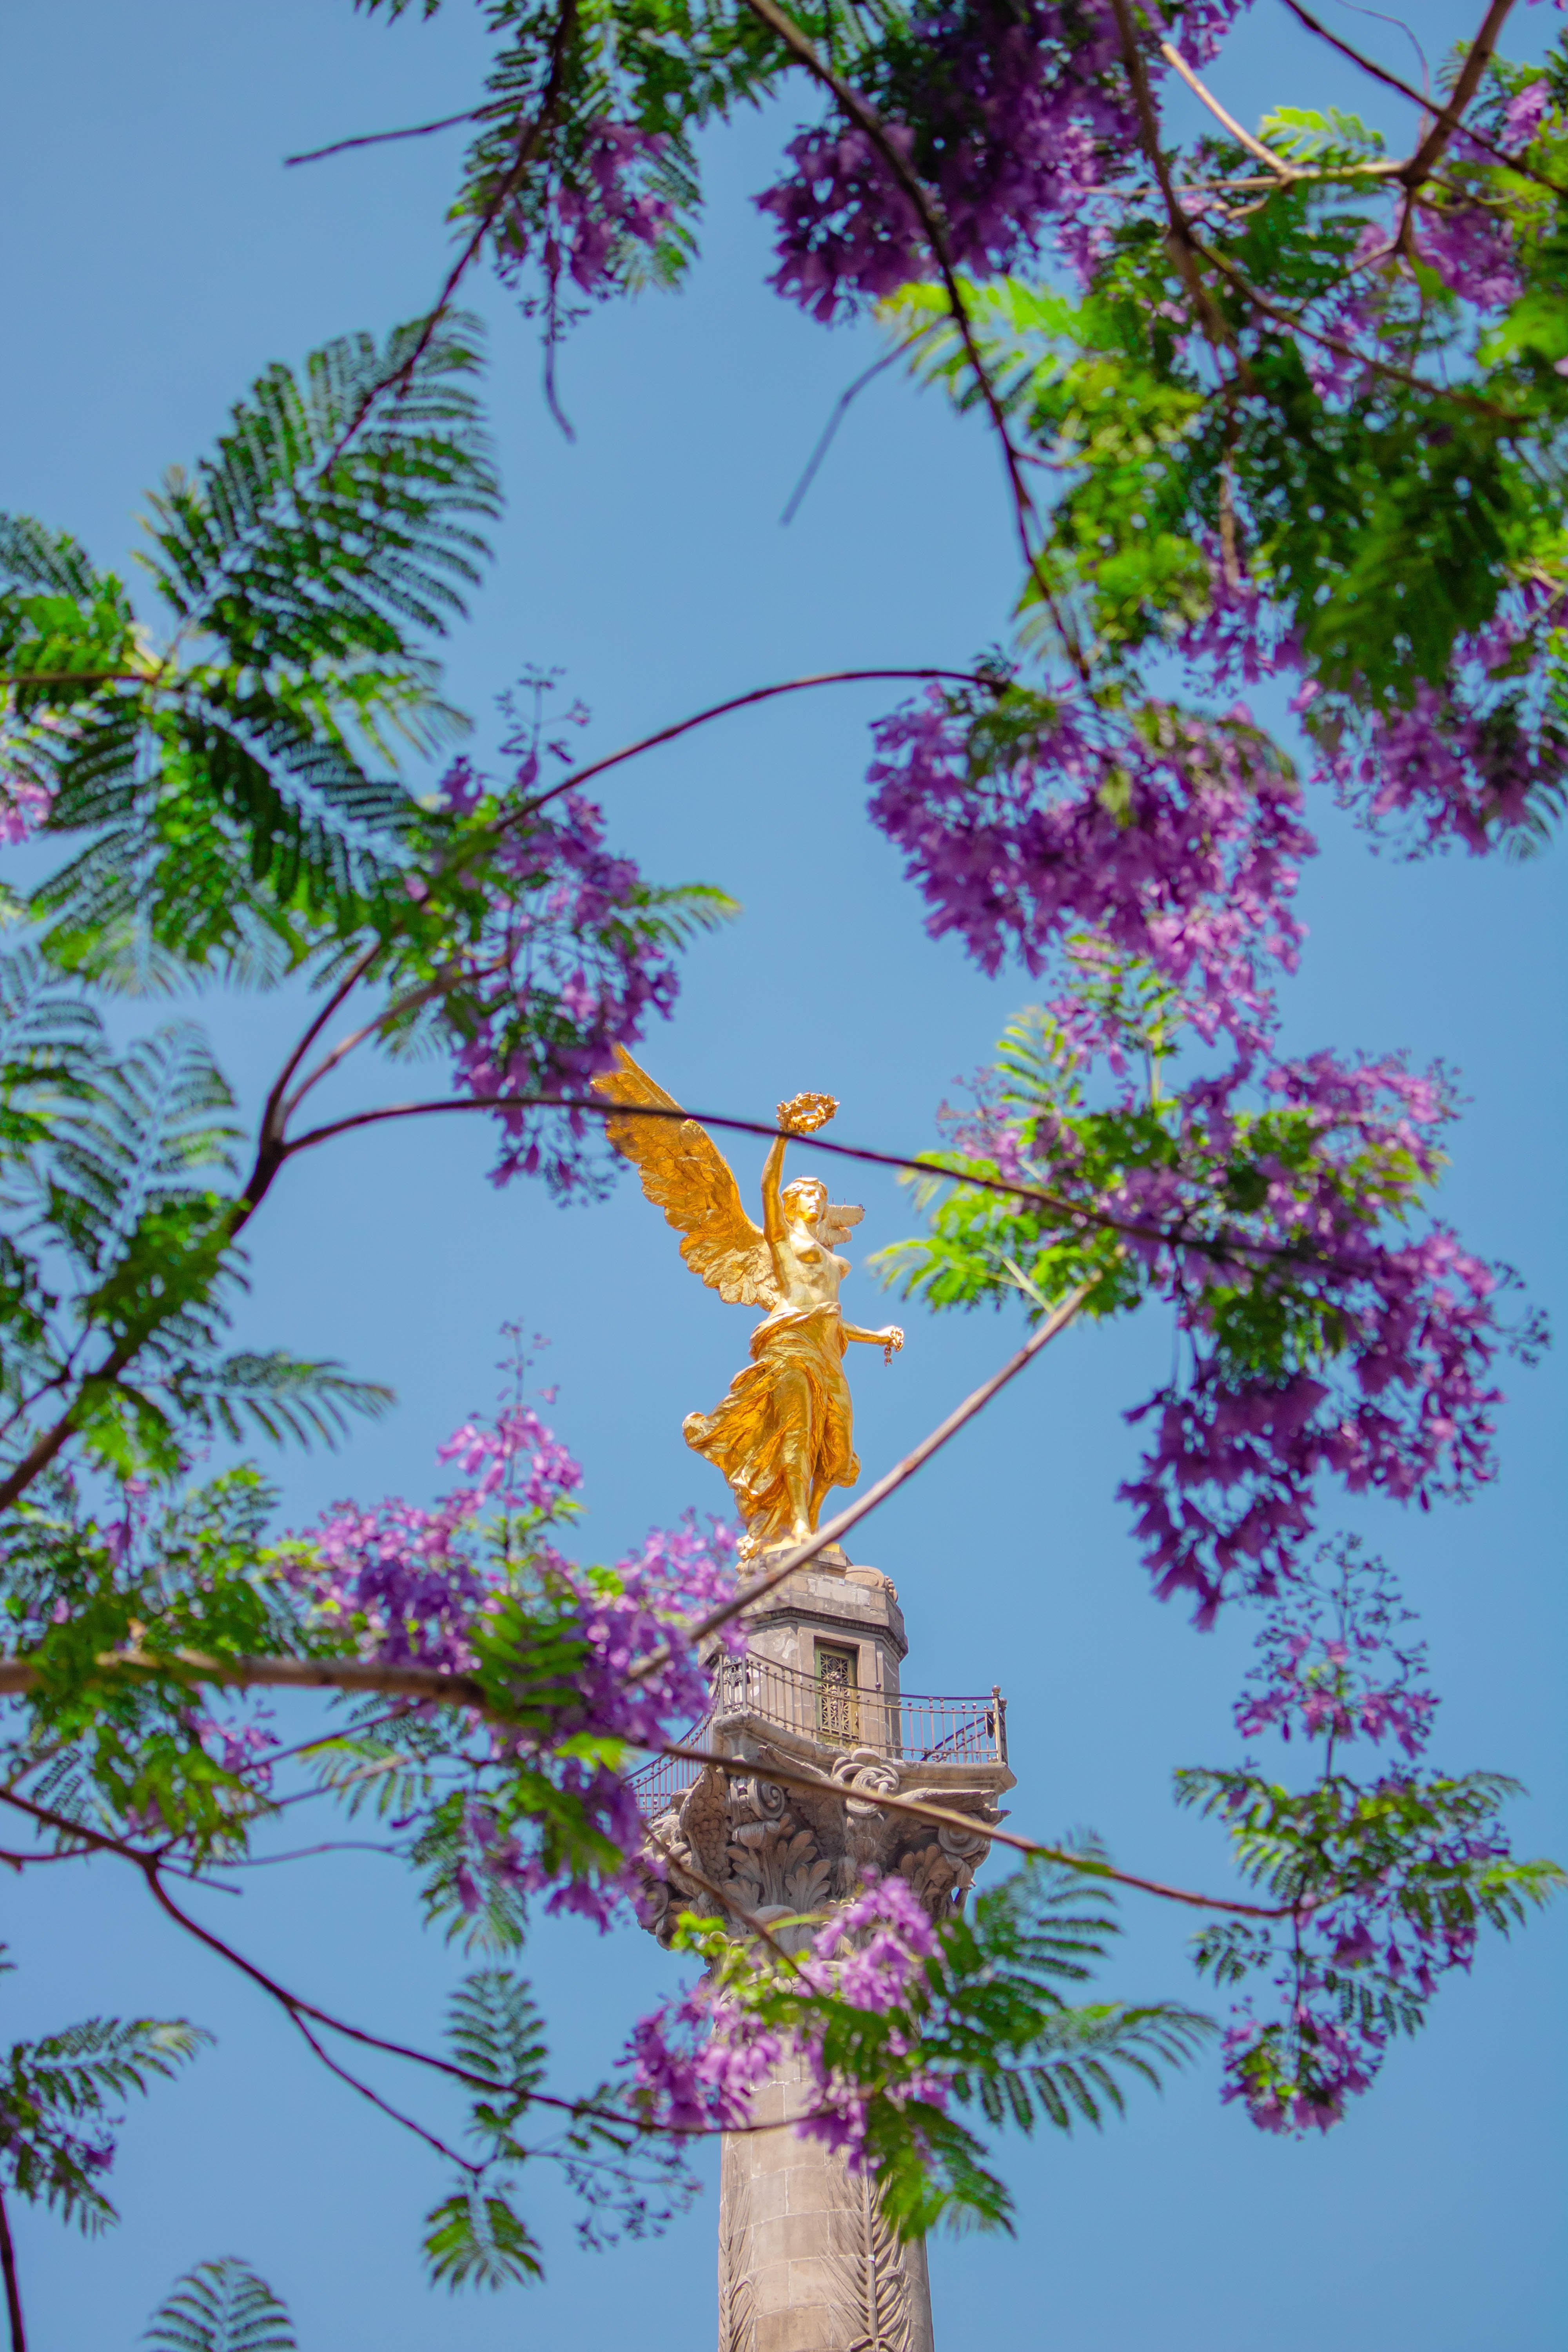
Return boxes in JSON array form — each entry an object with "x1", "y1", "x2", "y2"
[
  {"x1": 318, "y1": 0, "x2": 580, "y2": 474},
  {"x1": 279, "y1": 1089, "x2": 1394, "y2": 1283},
  {"x1": 731, "y1": 0, "x2": 1089, "y2": 670},
  {"x1": 285, "y1": 105, "x2": 505, "y2": 168},
  {"x1": 780, "y1": 350, "x2": 906, "y2": 526},
  {"x1": 260, "y1": 942, "x2": 381, "y2": 1148},
  {"x1": 0, "y1": 1332, "x2": 144, "y2": 1514},
  {"x1": 1275, "y1": 0, "x2": 1566, "y2": 196},
  {"x1": 279, "y1": 964, "x2": 477, "y2": 1126},
  {"x1": 1, "y1": 1305, "x2": 1092, "y2": 1725},
  {"x1": 0, "y1": 1787, "x2": 653, "y2": 2135},
  {"x1": 1401, "y1": 0, "x2": 1515, "y2": 191},
  {"x1": 0, "y1": 671, "x2": 151, "y2": 687},
  {"x1": 0, "y1": 1653, "x2": 486, "y2": 1706},
  {"x1": 0, "y1": 1662, "x2": 1286, "y2": 1929},
  {"x1": 657, "y1": 1743, "x2": 1291, "y2": 1920},
  {"x1": 1160, "y1": 41, "x2": 1293, "y2": 178},
  {"x1": 0, "y1": 1034, "x2": 1403, "y2": 1522},
  {"x1": 0, "y1": 1296, "x2": 1087, "y2": 1719},
  {"x1": 1109, "y1": 0, "x2": 1245, "y2": 371},
  {"x1": 514, "y1": 666, "x2": 1000, "y2": 822},
  {"x1": 0, "y1": 2187, "x2": 25, "y2": 2352},
  {"x1": 288, "y1": 2006, "x2": 479, "y2": 2173}
]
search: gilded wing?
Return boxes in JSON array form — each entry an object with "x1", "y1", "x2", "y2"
[
  {"x1": 819, "y1": 1202, "x2": 864, "y2": 1249},
  {"x1": 592, "y1": 1046, "x2": 779, "y2": 1308}
]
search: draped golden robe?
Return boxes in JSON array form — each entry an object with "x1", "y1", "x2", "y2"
[{"x1": 683, "y1": 1302, "x2": 860, "y2": 1555}]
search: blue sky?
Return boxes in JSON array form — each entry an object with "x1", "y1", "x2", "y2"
[{"x1": 1, "y1": 3, "x2": 1563, "y2": 2346}]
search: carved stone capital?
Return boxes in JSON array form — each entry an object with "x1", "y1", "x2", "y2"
[{"x1": 637, "y1": 1722, "x2": 1014, "y2": 1950}]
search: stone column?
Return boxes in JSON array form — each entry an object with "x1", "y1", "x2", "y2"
[
  {"x1": 718, "y1": 2045, "x2": 935, "y2": 2352},
  {"x1": 634, "y1": 1557, "x2": 1014, "y2": 2352}
]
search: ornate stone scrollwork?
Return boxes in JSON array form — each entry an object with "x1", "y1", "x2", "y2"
[
  {"x1": 728, "y1": 1813, "x2": 834, "y2": 1915},
  {"x1": 730, "y1": 1774, "x2": 788, "y2": 1822},
  {"x1": 638, "y1": 1728, "x2": 1006, "y2": 1947},
  {"x1": 829, "y1": 1748, "x2": 903, "y2": 1884}
]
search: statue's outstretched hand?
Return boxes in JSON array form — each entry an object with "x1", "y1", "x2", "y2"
[
  {"x1": 778, "y1": 1090, "x2": 838, "y2": 1135},
  {"x1": 880, "y1": 1326, "x2": 905, "y2": 1364}
]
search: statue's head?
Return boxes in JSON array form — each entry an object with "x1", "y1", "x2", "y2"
[{"x1": 782, "y1": 1176, "x2": 828, "y2": 1227}]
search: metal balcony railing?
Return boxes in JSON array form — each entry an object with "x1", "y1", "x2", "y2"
[{"x1": 627, "y1": 1654, "x2": 1007, "y2": 1818}]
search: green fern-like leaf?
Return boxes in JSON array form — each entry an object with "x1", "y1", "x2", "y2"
[
  {"x1": 20, "y1": 318, "x2": 500, "y2": 974},
  {"x1": 44, "y1": 1023, "x2": 239, "y2": 1278},
  {"x1": 448, "y1": 1971, "x2": 549, "y2": 2111},
  {"x1": 165, "y1": 1350, "x2": 394, "y2": 1449},
  {"x1": 143, "y1": 2257, "x2": 295, "y2": 2352},
  {"x1": 423, "y1": 2188, "x2": 544, "y2": 2291},
  {"x1": 0, "y1": 516, "x2": 105, "y2": 601},
  {"x1": 1, "y1": 2015, "x2": 208, "y2": 2233}
]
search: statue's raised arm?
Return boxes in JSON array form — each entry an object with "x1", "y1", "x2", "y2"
[{"x1": 591, "y1": 1051, "x2": 903, "y2": 1559}]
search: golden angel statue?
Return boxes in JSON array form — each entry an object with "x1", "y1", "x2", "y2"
[{"x1": 592, "y1": 1047, "x2": 904, "y2": 1558}]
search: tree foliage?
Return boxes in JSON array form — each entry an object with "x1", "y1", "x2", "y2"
[{"x1": 0, "y1": 0, "x2": 1562, "y2": 2335}]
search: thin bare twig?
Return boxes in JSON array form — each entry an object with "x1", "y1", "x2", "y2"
[
  {"x1": 1275, "y1": 0, "x2": 1566, "y2": 196},
  {"x1": 733, "y1": 0, "x2": 1089, "y2": 671},
  {"x1": 1160, "y1": 41, "x2": 1292, "y2": 179},
  {"x1": 318, "y1": 0, "x2": 579, "y2": 475},
  {"x1": 285, "y1": 104, "x2": 505, "y2": 168},
  {"x1": 515, "y1": 666, "x2": 997, "y2": 822},
  {"x1": 781, "y1": 351, "x2": 903, "y2": 526},
  {"x1": 288, "y1": 2007, "x2": 478, "y2": 2172}
]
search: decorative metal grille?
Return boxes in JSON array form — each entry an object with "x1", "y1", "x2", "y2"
[
  {"x1": 626, "y1": 1656, "x2": 1007, "y2": 1817},
  {"x1": 815, "y1": 1643, "x2": 860, "y2": 1744}
]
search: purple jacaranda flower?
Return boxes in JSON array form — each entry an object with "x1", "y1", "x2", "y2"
[
  {"x1": 757, "y1": 0, "x2": 1249, "y2": 319},
  {"x1": 287, "y1": 1390, "x2": 739, "y2": 1926}
]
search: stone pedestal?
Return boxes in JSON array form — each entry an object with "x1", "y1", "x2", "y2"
[{"x1": 633, "y1": 1555, "x2": 1014, "y2": 2352}]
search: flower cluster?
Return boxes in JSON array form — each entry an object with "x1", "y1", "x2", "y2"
[
  {"x1": 0, "y1": 771, "x2": 51, "y2": 845},
  {"x1": 1129, "y1": 1044, "x2": 1506, "y2": 1619},
  {"x1": 1184, "y1": 1541, "x2": 1546, "y2": 2134},
  {"x1": 1297, "y1": 585, "x2": 1568, "y2": 855},
  {"x1": 628, "y1": 1985, "x2": 782, "y2": 2136},
  {"x1": 757, "y1": 0, "x2": 1248, "y2": 319},
  {"x1": 1233, "y1": 1537, "x2": 1437, "y2": 1759},
  {"x1": 418, "y1": 697, "x2": 692, "y2": 1192},
  {"x1": 895, "y1": 958, "x2": 1513, "y2": 1621},
  {"x1": 448, "y1": 783, "x2": 683, "y2": 1188},
  {"x1": 301, "y1": 1400, "x2": 585, "y2": 1674},
  {"x1": 628, "y1": 1873, "x2": 942, "y2": 2163},
  {"x1": 789, "y1": 1875, "x2": 945, "y2": 2165},
  {"x1": 550, "y1": 123, "x2": 676, "y2": 300},
  {"x1": 867, "y1": 682, "x2": 1311, "y2": 1054},
  {"x1": 486, "y1": 117, "x2": 677, "y2": 312},
  {"x1": 1118, "y1": 1063, "x2": 1506, "y2": 1625},
  {"x1": 290, "y1": 1390, "x2": 738, "y2": 1926}
]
